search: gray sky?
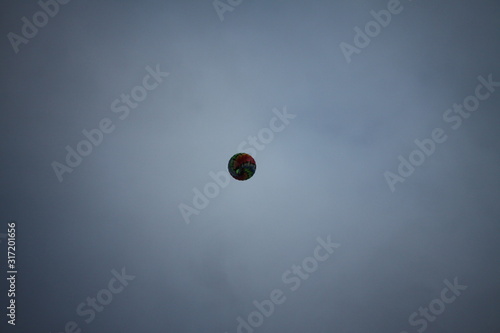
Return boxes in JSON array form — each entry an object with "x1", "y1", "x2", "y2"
[{"x1": 1, "y1": 0, "x2": 499, "y2": 332}]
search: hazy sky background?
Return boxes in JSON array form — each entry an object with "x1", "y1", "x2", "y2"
[{"x1": 1, "y1": 0, "x2": 499, "y2": 332}]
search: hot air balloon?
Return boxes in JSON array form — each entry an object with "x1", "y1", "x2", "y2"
[{"x1": 228, "y1": 153, "x2": 256, "y2": 181}]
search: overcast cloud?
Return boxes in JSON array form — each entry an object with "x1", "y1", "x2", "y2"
[{"x1": 1, "y1": 0, "x2": 499, "y2": 332}]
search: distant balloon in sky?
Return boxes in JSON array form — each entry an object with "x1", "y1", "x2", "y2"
[{"x1": 228, "y1": 153, "x2": 256, "y2": 181}]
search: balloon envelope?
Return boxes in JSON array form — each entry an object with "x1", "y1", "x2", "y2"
[{"x1": 228, "y1": 153, "x2": 256, "y2": 181}]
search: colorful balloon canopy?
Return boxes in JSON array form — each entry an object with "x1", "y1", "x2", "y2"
[{"x1": 228, "y1": 153, "x2": 256, "y2": 181}]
